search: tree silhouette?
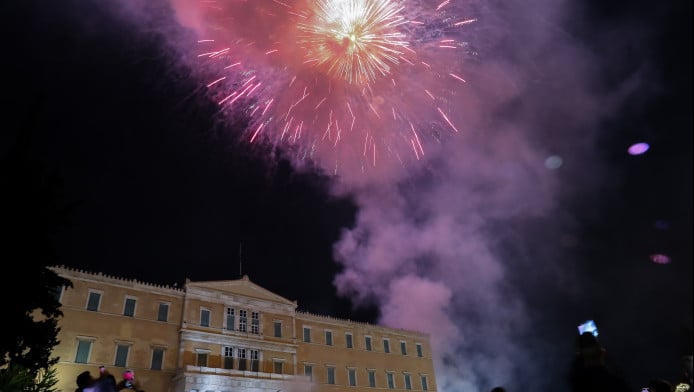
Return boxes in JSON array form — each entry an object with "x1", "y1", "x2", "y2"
[{"x1": 0, "y1": 97, "x2": 73, "y2": 375}]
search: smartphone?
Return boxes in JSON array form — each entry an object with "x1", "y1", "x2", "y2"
[{"x1": 577, "y1": 319, "x2": 599, "y2": 337}]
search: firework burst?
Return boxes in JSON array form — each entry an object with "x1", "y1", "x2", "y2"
[
  {"x1": 297, "y1": 0, "x2": 409, "y2": 84},
  {"x1": 189, "y1": 0, "x2": 478, "y2": 177}
]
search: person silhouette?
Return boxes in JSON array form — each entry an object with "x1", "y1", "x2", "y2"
[
  {"x1": 647, "y1": 378, "x2": 673, "y2": 392},
  {"x1": 75, "y1": 367, "x2": 120, "y2": 392},
  {"x1": 75, "y1": 371, "x2": 94, "y2": 392},
  {"x1": 568, "y1": 332, "x2": 631, "y2": 392}
]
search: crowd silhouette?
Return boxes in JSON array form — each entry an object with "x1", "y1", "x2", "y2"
[
  {"x1": 486, "y1": 330, "x2": 692, "y2": 392},
  {"x1": 75, "y1": 367, "x2": 144, "y2": 392}
]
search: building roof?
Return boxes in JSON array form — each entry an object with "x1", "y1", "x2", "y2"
[{"x1": 185, "y1": 275, "x2": 297, "y2": 306}]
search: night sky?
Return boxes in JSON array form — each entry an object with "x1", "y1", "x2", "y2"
[{"x1": 3, "y1": 0, "x2": 691, "y2": 390}]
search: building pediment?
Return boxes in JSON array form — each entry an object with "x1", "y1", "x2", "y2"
[{"x1": 186, "y1": 275, "x2": 297, "y2": 307}]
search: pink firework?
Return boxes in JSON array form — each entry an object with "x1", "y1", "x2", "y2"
[{"x1": 185, "y1": 0, "x2": 478, "y2": 177}]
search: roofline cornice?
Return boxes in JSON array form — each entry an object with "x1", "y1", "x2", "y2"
[{"x1": 49, "y1": 265, "x2": 185, "y2": 296}]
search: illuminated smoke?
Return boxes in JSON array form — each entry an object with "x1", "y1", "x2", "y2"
[
  {"x1": 171, "y1": 0, "x2": 615, "y2": 390},
  {"x1": 100, "y1": 0, "x2": 639, "y2": 390},
  {"x1": 168, "y1": 0, "x2": 481, "y2": 183}
]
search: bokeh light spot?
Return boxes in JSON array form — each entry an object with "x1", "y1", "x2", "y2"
[
  {"x1": 649, "y1": 254, "x2": 671, "y2": 264},
  {"x1": 628, "y1": 142, "x2": 650, "y2": 155},
  {"x1": 544, "y1": 155, "x2": 563, "y2": 169}
]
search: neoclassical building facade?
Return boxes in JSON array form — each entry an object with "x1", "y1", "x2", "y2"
[{"x1": 49, "y1": 266, "x2": 438, "y2": 392}]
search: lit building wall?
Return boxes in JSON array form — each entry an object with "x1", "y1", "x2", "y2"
[
  {"x1": 49, "y1": 266, "x2": 437, "y2": 392},
  {"x1": 295, "y1": 312, "x2": 437, "y2": 391},
  {"x1": 50, "y1": 267, "x2": 183, "y2": 392}
]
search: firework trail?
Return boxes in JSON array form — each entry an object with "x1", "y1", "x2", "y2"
[{"x1": 185, "y1": 0, "x2": 479, "y2": 181}]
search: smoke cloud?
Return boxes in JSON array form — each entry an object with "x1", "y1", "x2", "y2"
[
  {"x1": 92, "y1": 0, "x2": 645, "y2": 389},
  {"x1": 326, "y1": 1, "x2": 626, "y2": 390}
]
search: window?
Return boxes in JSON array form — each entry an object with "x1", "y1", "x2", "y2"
[
  {"x1": 157, "y1": 303, "x2": 169, "y2": 322},
  {"x1": 303, "y1": 327, "x2": 311, "y2": 343},
  {"x1": 365, "y1": 336, "x2": 372, "y2": 351},
  {"x1": 151, "y1": 348, "x2": 164, "y2": 370},
  {"x1": 274, "y1": 321, "x2": 282, "y2": 337},
  {"x1": 400, "y1": 341, "x2": 407, "y2": 355},
  {"x1": 223, "y1": 347, "x2": 234, "y2": 369},
  {"x1": 237, "y1": 348, "x2": 247, "y2": 371},
  {"x1": 49, "y1": 285, "x2": 64, "y2": 304},
  {"x1": 404, "y1": 373, "x2": 412, "y2": 390},
  {"x1": 123, "y1": 298, "x2": 136, "y2": 317},
  {"x1": 383, "y1": 339, "x2": 390, "y2": 353},
  {"x1": 368, "y1": 370, "x2": 376, "y2": 387},
  {"x1": 250, "y1": 350, "x2": 259, "y2": 372},
  {"x1": 304, "y1": 365, "x2": 313, "y2": 382},
  {"x1": 114, "y1": 344, "x2": 130, "y2": 367},
  {"x1": 421, "y1": 375, "x2": 429, "y2": 391},
  {"x1": 200, "y1": 308, "x2": 210, "y2": 327},
  {"x1": 226, "y1": 308, "x2": 235, "y2": 330},
  {"x1": 75, "y1": 339, "x2": 92, "y2": 363},
  {"x1": 239, "y1": 310, "x2": 247, "y2": 332},
  {"x1": 387, "y1": 373, "x2": 395, "y2": 389},
  {"x1": 346, "y1": 333, "x2": 353, "y2": 348},
  {"x1": 86, "y1": 291, "x2": 101, "y2": 311},
  {"x1": 196, "y1": 352, "x2": 208, "y2": 367},
  {"x1": 416, "y1": 343, "x2": 423, "y2": 357},
  {"x1": 251, "y1": 311, "x2": 260, "y2": 334},
  {"x1": 273, "y1": 360, "x2": 283, "y2": 374},
  {"x1": 327, "y1": 367, "x2": 336, "y2": 385},
  {"x1": 348, "y1": 368, "x2": 357, "y2": 386},
  {"x1": 325, "y1": 330, "x2": 333, "y2": 346}
]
